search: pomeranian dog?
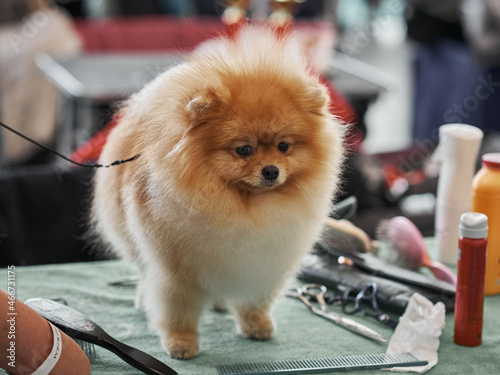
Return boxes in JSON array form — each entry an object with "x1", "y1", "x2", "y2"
[{"x1": 92, "y1": 26, "x2": 344, "y2": 359}]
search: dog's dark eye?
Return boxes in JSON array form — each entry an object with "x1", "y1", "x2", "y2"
[
  {"x1": 278, "y1": 142, "x2": 289, "y2": 153},
  {"x1": 236, "y1": 146, "x2": 253, "y2": 157}
]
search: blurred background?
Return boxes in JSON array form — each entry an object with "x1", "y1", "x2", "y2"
[{"x1": 1, "y1": 0, "x2": 499, "y2": 265}]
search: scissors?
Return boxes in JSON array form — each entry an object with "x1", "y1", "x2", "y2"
[
  {"x1": 336, "y1": 283, "x2": 398, "y2": 329},
  {"x1": 286, "y1": 284, "x2": 387, "y2": 343}
]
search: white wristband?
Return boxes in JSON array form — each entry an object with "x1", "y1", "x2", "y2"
[{"x1": 31, "y1": 322, "x2": 62, "y2": 375}]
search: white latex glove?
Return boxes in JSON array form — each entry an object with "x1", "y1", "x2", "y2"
[{"x1": 385, "y1": 293, "x2": 446, "y2": 373}]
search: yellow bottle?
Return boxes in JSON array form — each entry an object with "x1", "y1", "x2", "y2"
[{"x1": 472, "y1": 153, "x2": 500, "y2": 295}]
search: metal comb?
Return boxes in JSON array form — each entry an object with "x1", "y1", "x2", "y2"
[{"x1": 217, "y1": 352, "x2": 427, "y2": 375}]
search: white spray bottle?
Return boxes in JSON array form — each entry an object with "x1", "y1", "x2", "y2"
[{"x1": 434, "y1": 123, "x2": 483, "y2": 265}]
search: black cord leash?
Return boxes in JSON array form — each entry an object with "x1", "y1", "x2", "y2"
[{"x1": 0, "y1": 121, "x2": 140, "y2": 168}]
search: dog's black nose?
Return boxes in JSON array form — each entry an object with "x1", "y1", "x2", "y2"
[{"x1": 262, "y1": 165, "x2": 279, "y2": 181}]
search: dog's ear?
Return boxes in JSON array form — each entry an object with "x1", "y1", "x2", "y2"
[
  {"x1": 186, "y1": 92, "x2": 213, "y2": 115},
  {"x1": 186, "y1": 86, "x2": 229, "y2": 128},
  {"x1": 304, "y1": 81, "x2": 329, "y2": 116}
]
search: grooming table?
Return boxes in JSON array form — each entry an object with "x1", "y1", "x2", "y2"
[{"x1": 1, "y1": 247, "x2": 499, "y2": 374}]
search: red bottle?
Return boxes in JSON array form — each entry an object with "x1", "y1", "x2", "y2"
[{"x1": 454, "y1": 212, "x2": 488, "y2": 346}]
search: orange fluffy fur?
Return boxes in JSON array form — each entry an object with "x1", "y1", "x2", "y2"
[{"x1": 92, "y1": 26, "x2": 344, "y2": 359}]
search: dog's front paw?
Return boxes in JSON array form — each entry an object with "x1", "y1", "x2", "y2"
[
  {"x1": 238, "y1": 310, "x2": 274, "y2": 341},
  {"x1": 162, "y1": 331, "x2": 199, "y2": 360}
]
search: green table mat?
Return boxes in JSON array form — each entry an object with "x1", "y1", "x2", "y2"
[{"x1": 1, "y1": 257, "x2": 499, "y2": 375}]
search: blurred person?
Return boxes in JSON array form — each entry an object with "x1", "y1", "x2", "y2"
[
  {"x1": 460, "y1": 0, "x2": 500, "y2": 138},
  {"x1": 408, "y1": 0, "x2": 500, "y2": 142},
  {"x1": 0, "y1": 0, "x2": 81, "y2": 166},
  {"x1": 461, "y1": 0, "x2": 500, "y2": 67}
]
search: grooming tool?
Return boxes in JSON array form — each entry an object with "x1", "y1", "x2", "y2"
[
  {"x1": 324, "y1": 283, "x2": 398, "y2": 329},
  {"x1": 326, "y1": 196, "x2": 376, "y2": 255},
  {"x1": 377, "y1": 216, "x2": 457, "y2": 286},
  {"x1": 217, "y1": 352, "x2": 428, "y2": 375},
  {"x1": 321, "y1": 217, "x2": 376, "y2": 255},
  {"x1": 314, "y1": 225, "x2": 456, "y2": 297},
  {"x1": 329, "y1": 196, "x2": 358, "y2": 221},
  {"x1": 25, "y1": 298, "x2": 177, "y2": 375},
  {"x1": 299, "y1": 251, "x2": 456, "y2": 314},
  {"x1": 285, "y1": 284, "x2": 387, "y2": 343}
]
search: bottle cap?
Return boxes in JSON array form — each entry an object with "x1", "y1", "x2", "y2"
[
  {"x1": 482, "y1": 153, "x2": 500, "y2": 170},
  {"x1": 459, "y1": 212, "x2": 488, "y2": 239}
]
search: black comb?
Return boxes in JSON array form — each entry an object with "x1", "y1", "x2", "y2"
[{"x1": 25, "y1": 298, "x2": 177, "y2": 375}]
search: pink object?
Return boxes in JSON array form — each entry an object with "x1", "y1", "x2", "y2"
[{"x1": 379, "y1": 216, "x2": 457, "y2": 286}]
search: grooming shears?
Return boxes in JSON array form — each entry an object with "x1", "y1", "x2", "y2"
[
  {"x1": 285, "y1": 284, "x2": 387, "y2": 343},
  {"x1": 333, "y1": 282, "x2": 398, "y2": 329}
]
